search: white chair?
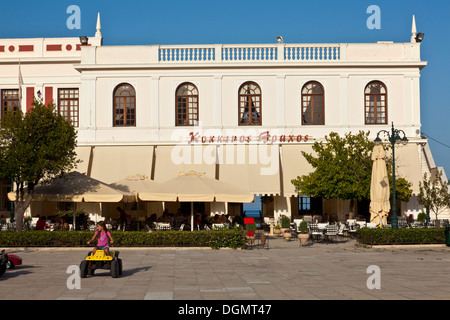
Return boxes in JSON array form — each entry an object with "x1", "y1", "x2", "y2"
[{"x1": 337, "y1": 223, "x2": 346, "y2": 240}]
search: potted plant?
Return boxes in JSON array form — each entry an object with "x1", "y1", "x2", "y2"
[
  {"x1": 280, "y1": 216, "x2": 290, "y2": 234},
  {"x1": 297, "y1": 220, "x2": 309, "y2": 245},
  {"x1": 245, "y1": 223, "x2": 256, "y2": 237},
  {"x1": 283, "y1": 228, "x2": 292, "y2": 240},
  {"x1": 273, "y1": 224, "x2": 281, "y2": 236}
]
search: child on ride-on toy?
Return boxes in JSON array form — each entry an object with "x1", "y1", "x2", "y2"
[{"x1": 87, "y1": 221, "x2": 114, "y2": 256}]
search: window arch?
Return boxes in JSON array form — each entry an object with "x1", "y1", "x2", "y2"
[
  {"x1": 238, "y1": 81, "x2": 261, "y2": 126},
  {"x1": 365, "y1": 81, "x2": 387, "y2": 125},
  {"x1": 176, "y1": 82, "x2": 198, "y2": 126},
  {"x1": 113, "y1": 83, "x2": 136, "y2": 127},
  {"x1": 301, "y1": 81, "x2": 324, "y2": 125}
]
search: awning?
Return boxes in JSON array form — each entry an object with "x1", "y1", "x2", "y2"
[
  {"x1": 280, "y1": 144, "x2": 315, "y2": 197},
  {"x1": 89, "y1": 146, "x2": 154, "y2": 184},
  {"x1": 74, "y1": 146, "x2": 92, "y2": 175},
  {"x1": 393, "y1": 143, "x2": 422, "y2": 195},
  {"x1": 153, "y1": 145, "x2": 216, "y2": 182},
  {"x1": 217, "y1": 144, "x2": 281, "y2": 196}
]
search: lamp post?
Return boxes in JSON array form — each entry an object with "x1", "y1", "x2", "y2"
[{"x1": 374, "y1": 122, "x2": 408, "y2": 230}]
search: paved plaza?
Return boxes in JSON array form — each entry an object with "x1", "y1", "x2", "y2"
[{"x1": 0, "y1": 237, "x2": 449, "y2": 301}]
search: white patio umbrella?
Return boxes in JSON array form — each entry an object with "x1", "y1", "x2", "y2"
[
  {"x1": 109, "y1": 174, "x2": 161, "y2": 202},
  {"x1": 8, "y1": 171, "x2": 124, "y2": 229},
  {"x1": 369, "y1": 145, "x2": 391, "y2": 226},
  {"x1": 138, "y1": 171, "x2": 255, "y2": 230}
]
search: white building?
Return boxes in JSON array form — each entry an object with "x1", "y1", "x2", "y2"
[{"x1": 1, "y1": 14, "x2": 447, "y2": 223}]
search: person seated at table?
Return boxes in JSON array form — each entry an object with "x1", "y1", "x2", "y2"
[
  {"x1": 193, "y1": 213, "x2": 201, "y2": 230},
  {"x1": 36, "y1": 216, "x2": 49, "y2": 230},
  {"x1": 212, "y1": 214, "x2": 220, "y2": 224},
  {"x1": 145, "y1": 214, "x2": 157, "y2": 230}
]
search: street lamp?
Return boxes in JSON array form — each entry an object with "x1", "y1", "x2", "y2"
[{"x1": 374, "y1": 122, "x2": 408, "y2": 229}]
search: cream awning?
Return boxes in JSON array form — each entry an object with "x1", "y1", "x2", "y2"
[
  {"x1": 74, "y1": 146, "x2": 92, "y2": 175},
  {"x1": 153, "y1": 145, "x2": 216, "y2": 182},
  {"x1": 89, "y1": 146, "x2": 154, "y2": 184},
  {"x1": 217, "y1": 144, "x2": 281, "y2": 196},
  {"x1": 280, "y1": 144, "x2": 315, "y2": 197},
  {"x1": 392, "y1": 143, "x2": 423, "y2": 195}
]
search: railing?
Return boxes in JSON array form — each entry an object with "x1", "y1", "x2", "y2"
[
  {"x1": 222, "y1": 45, "x2": 278, "y2": 61},
  {"x1": 158, "y1": 44, "x2": 341, "y2": 63},
  {"x1": 284, "y1": 44, "x2": 340, "y2": 61},
  {"x1": 159, "y1": 46, "x2": 215, "y2": 62}
]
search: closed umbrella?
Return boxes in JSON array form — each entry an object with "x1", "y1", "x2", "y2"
[
  {"x1": 138, "y1": 171, "x2": 254, "y2": 230},
  {"x1": 369, "y1": 145, "x2": 391, "y2": 226}
]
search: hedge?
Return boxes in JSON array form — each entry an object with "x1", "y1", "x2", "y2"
[
  {"x1": 0, "y1": 230, "x2": 247, "y2": 249},
  {"x1": 355, "y1": 227, "x2": 446, "y2": 246}
]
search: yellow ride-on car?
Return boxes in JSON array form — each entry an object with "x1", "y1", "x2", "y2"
[{"x1": 80, "y1": 250, "x2": 122, "y2": 278}]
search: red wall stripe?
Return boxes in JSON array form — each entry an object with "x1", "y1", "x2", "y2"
[
  {"x1": 19, "y1": 45, "x2": 34, "y2": 52},
  {"x1": 26, "y1": 87, "x2": 34, "y2": 112},
  {"x1": 0, "y1": 46, "x2": 4, "y2": 52},
  {"x1": 46, "y1": 44, "x2": 62, "y2": 51},
  {"x1": 45, "y1": 87, "x2": 53, "y2": 106}
]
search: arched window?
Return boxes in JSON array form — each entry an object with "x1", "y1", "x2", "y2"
[
  {"x1": 239, "y1": 81, "x2": 261, "y2": 126},
  {"x1": 176, "y1": 83, "x2": 198, "y2": 126},
  {"x1": 301, "y1": 81, "x2": 324, "y2": 125},
  {"x1": 365, "y1": 81, "x2": 387, "y2": 125},
  {"x1": 113, "y1": 83, "x2": 136, "y2": 127}
]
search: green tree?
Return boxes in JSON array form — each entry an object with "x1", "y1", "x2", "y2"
[
  {"x1": 291, "y1": 131, "x2": 412, "y2": 215},
  {"x1": 0, "y1": 99, "x2": 79, "y2": 231},
  {"x1": 417, "y1": 170, "x2": 449, "y2": 227}
]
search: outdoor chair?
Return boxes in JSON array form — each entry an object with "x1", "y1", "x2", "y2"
[
  {"x1": 308, "y1": 223, "x2": 322, "y2": 243},
  {"x1": 324, "y1": 224, "x2": 338, "y2": 243},
  {"x1": 337, "y1": 223, "x2": 346, "y2": 240},
  {"x1": 398, "y1": 219, "x2": 408, "y2": 228}
]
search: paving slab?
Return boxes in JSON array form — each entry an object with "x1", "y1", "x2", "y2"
[{"x1": 0, "y1": 237, "x2": 449, "y2": 302}]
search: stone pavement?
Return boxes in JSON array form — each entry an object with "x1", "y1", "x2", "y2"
[{"x1": 1, "y1": 236, "x2": 449, "y2": 301}]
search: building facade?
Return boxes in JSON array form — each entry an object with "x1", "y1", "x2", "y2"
[{"x1": 1, "y1": 15, "x2": 447, "y2": 223}]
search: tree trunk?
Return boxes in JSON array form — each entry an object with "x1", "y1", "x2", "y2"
[{"x1": 14, "y1": 194, "x2": 33, "y2": 232}]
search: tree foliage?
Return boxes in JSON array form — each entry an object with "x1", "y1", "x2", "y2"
[
  {"x1": 0, "y1": 99, "x2": 79, "y2": 231},
  {"x1": 291, "y1": 131, "x2": 412, "y2": 204},
  {"x1": 417, "y1": 170, "x2": 450, "y2": 222}
]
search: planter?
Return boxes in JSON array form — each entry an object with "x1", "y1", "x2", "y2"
[
  {"x1": 283, "y1": 232, "x2": 292, "y2": 240},
  {"x1": 246, "y1": 235, "x2": 255, "y2": 245},
  {"x1": 274, "y1": 228, "x2": 281, "y2": 236},
  {"x1": 298, "y1": 233, "x2": 309, "y2": 246},
  {"x1": 260, "y1": 234, "x2": 267, "y2": 248}
]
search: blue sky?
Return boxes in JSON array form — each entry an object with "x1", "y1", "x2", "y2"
[{"x1": 1, "y1": 0, "x2": 449, "y2": 176}]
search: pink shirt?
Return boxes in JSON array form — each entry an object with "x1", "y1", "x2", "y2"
[{"x1": 95, "y1": 230, "x2": 111, "y2": 247}]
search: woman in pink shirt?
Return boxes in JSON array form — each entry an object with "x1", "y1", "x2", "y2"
[{"x1": 87, "y1": 221, "x2": 114, "y2": 256}]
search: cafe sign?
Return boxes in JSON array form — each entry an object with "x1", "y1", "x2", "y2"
[{"x1": 188, "y1": 131, "x2": 311, "y2": 144}]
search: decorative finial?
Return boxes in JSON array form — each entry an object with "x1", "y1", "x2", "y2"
[
  {"x1": 95, "y1": 12, "x2": 102, "y2": 38},
  {"x1": 411, "y1": 15, "x2": 417, "y2": 43}
]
